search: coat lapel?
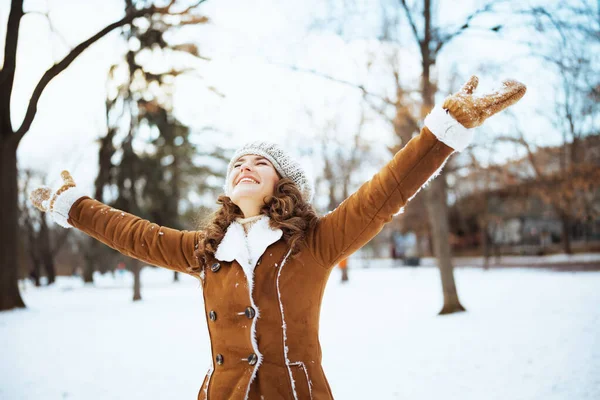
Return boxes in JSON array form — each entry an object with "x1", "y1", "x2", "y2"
[{"x1": 214, "y1": 216, "x2": 283, "y2": 274}]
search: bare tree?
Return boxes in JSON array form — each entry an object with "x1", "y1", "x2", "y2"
[
  {"x1": 451, "y1": 146, "x2": 515, "y2": 267},
  {"x1": 395, "y1": 0, "x2": 503, "y2": 314},
  {"x1": 453, "y1": 130, "x2": 600, "y2": 261},
  {"x1": 309, "y1": 106, "x2": 375, "y2": 282},
  {"x1": 0, "y1": 0, "x2": 208, "y2": 311},
  {"x1": 519, "y1": 1, "x2": 600, "y2": 253},
  {"x1": 313, "y1": 0, "x2": 505, "y2": 313},
  {"x1": 316, "y1": 111, "x2": 370, "y2": 212},
  {"x1": 497, "y1": 129, "x2": 600, "y2": 255}
]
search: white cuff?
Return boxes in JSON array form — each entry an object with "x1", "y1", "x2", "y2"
[
  {"x1": 424, "y1": 106, "x2": 474, "y2": 152},
  {"x1": 50, "y1": 187, "x2": 87, "y2": 228}
]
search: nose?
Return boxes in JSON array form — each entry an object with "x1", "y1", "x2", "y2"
[{"x1": 240, "y1": 163, "x2": 253, "y2": 172}]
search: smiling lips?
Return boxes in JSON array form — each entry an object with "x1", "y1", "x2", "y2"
[{"x1": 236, "y1": 176, "x2": 260, "y2": 185}]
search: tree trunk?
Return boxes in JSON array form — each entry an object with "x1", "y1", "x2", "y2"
[
  {"x1": 493, "y1": 240, "x2": 502, "y2": 264},
  {"x1": 426, "y1": 228, "x2": 434, "y2": 256},
  {"x1": 480, "y1": 216, "x2": 490, "y2": 270},
  {"x1": 425, "y1": 179, "x2": 466, "y2": 315},
  {"x1": 173, "y1": 271, "x2": 179, "y2": 282},
  {"x1": 420, "y1": 11, "x2": 465, "y2": 314},
  {"x1": 43, "y1": 257, "x2": 56, "y2": 285},
  {"x1": 132, "y1": 260, "x2": 142, "y2": 301},
  {"x1": 39, "y1": 213, "x2": 56, "y2": 284},
  {"x1": 482, "y1": 229, "x2": 490, "y2": 270},
  {"x1": 31, "y1": 261, "x2": 41, "y2": 287},
  {"x1": 23, "y1": 206, "x2": 42, "y2": 286},
  {"x1": 0, "y1": 135, "x2": 26, "y2": 310},
  {"x1": 340, "y1": 267, "x2": 349, "y2": 283},
  {"x1": 559, "y1": 210, "x2": 573, "y2": 255},
  {"x1": 82, "y1": 238, "x2": 97, "y2": 284},
  {"x1": 82, "y1": 260, "x2": 95, "y2": 283}
]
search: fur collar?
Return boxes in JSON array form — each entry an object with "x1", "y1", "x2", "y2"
[{"x1": 214, "y1": 215, "x2": 283, "y2": 272}]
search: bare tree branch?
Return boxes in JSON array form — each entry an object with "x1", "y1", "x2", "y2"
[
  {"x1": 526, "y1": 6, "x2": 569, "y2": 46},
  {"x1": 171, "y1": 0, "x2": 208, "y2": 15},
  {"x1": 434, "y1": 3, "x2": 494, "y2": 56},
  {"x1": 495, "y1": 134, "x2": 544, "y2": 179},
  {"x1": 25, "y1": 10, "x2": 71, "y2": 57},
  {"x1": 15, "y1": 2, "x2": 208, "y2": 140},
  {"x1": 362, "y1": 93, "x2": 392, "y2": 121},
  {"x1": 389, "y1": 57, "x2": 420, "y2": 136},
  {"x1": 269, "y1": 61, "x2": 397, "y2": 106},
  {"x1": 398, "y1": 0, "x2": 421, "y2": 46}
]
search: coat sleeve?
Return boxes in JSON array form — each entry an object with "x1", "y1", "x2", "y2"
[
  {"x1": 306, "y1": 107, "x2": 470, "y2": 268},
  {"x1": 55, "y1": 195, "x2": 201, "y2": 275}
]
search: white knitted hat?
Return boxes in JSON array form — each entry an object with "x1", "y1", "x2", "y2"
[{"x1": 224, "y1": 141, "x2": 314, "y2": 203}]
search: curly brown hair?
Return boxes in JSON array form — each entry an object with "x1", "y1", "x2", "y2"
[{"x1": 188, "y1": 178, "x2": 319, "y2": 275}]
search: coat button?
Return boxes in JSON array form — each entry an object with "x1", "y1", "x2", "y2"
[
  {"x1": 247, "y1": 353, "x2": 258, "y2": 365},
  {"x1": 211, "y1": 262, "x2": 221, "y2": 272},
  {"x1": 216, "y1": 354, "x2": 224, "y2": 365},
  {"x1": 244, "y1": 306, "x2": 256, "y2": 319},
  {"x1": 209, "y1": 310, "x2": 217, "y2": 321}
]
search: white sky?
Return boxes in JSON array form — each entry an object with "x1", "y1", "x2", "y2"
[{"x1": 1, "y1": 0, "x2": 561, "y2": 203}]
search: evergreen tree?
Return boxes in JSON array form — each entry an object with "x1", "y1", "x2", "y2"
[{"x1": 86, "y1": 0, "x2": 221, "y2": 299}]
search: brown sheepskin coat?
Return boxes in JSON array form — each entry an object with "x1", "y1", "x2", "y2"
[{"x1": 66, "y1": 126, "x2": 455, "y2": 399}]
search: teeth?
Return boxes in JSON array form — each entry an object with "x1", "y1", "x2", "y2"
[{"x1": 239, "y1": 178, "x2": 258, "y2": 184}]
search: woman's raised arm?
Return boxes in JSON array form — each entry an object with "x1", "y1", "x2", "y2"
[
  {"x1": 30, "y1": 172, "x2": 201, "y2": 275},
  {"x1": 306, "y1": 76, "x2": 526, "y2": 268}
]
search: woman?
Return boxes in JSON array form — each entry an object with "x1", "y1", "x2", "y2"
[{"x1": 31, "y1": 76, "x2": 525, "y2": 399}]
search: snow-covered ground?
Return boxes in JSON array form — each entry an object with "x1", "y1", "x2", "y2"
[{"x1": 2, "y1": 262, "x2": 599, "y2": 399}]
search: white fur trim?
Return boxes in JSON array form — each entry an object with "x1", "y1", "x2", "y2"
[
  {"x1": 243, "y1": 263, "x2": 262, "y2": 400},
  {"x1": 50, "y1": 187, "x2": 86, "y2": 228},
  {"x1": 213, "y1": 216, "x2": 283, "y2": 399},
  {"x1": 203, "y1": 361, "x2": 213, "y2": 398},
  {"x1": 289, "y1": 361, "x2": 313, "y2": 399},
  {"x1": 214, "y1": 216, "x2": 283, "y2": 269},
  {"x1": 424, "y1": 106, "x2": 473, "y2": 152},
  {"x1": 214, "y1": 222, "x2": 244, "y2": 263},
  {"x1": 276, "y1": 249, "x2": 298, "y2": 400}
]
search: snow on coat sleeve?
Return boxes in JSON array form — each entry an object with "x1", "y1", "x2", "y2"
[
  {"x1": 306, "y1": 122, "x2": 460, "y2": 268},
  {"x1": 67, "y1": 197, "x2": 200, "y2": 275}
]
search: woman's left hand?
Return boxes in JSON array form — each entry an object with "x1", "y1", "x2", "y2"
[
  {"x1": 29, "y1": 170, "x2": 77, "y2": 212},
  {"x1": 443, "y1": 75, "x2": 527, "y2": 128}
]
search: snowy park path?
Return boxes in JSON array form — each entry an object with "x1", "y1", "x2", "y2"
[{"x1": 2, "y1": 265, "x2": 599, "y2": 399}]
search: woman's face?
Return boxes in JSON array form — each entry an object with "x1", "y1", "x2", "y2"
[{"x1": 228, "y1": 155, "x2": 280, "y2": 206}]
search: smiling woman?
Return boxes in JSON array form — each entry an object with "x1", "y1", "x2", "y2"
[
  {"x1": 228, "y1": 154, "x2": 283, "y2": 217},
  {"x1": 29, "y1": 76, "x2": 525, "y2": 399}
]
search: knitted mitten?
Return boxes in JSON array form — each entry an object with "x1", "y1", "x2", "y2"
[
  {"x1": 443, "y1": 76, "x2": 527, "y2": 128},
  {"x1": 29, "y1": 170, "x2": 84, "y2": 228},
  {"x1": 30, "y1": 170, "x2": 76, "y2": 212}
]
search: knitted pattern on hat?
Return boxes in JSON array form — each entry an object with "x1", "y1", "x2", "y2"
[{"x1": 224, "y1": 141, "x2": 314, "y2": 203}]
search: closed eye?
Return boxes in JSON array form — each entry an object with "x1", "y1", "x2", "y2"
[{"x1": 233, "y1": 159, "x2": 269, "y2": 167}]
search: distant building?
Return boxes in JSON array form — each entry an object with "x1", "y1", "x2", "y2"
[{"x1": 449, "y1": 134, "x2": 600, "y2": 254}]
